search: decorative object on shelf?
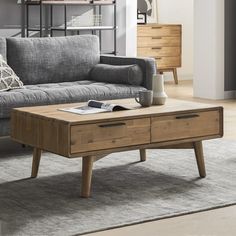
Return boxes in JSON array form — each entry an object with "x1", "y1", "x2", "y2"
[
  {"x1": 137, "y1": 0, "x2": 158, "y2": 23},
  {"x1": 93, "y1": 14, "x2": 102, "y2": 26},
  {"x1": 152, "y1": 73, "x2": 167, "y2": 105},
  {"x1": 71, "y1": 14, "x2": 102, "y2": 27},
  {"x1": 137, "y1": 10, "x2": 147, "y2": 25}
]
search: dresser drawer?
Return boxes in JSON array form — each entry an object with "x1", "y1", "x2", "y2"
[
  {"x1": 155, "y1": 56, "x2": 181, "y2": 68},
  {"x1": 138, "y1": 25, "x2": 181, "y2": 37},
  {"x1": 138, "y1": 47, "x2": 181, "y2": 57},
  {"x1": 138, "y1": 36, "x2": 180, "y2": 47},
  {"x1": 151, "y1": 110, "x2": 221, "y2": 143},
  {"x1": 70, "y1": 118, "x2": 150, "y2": 154}
]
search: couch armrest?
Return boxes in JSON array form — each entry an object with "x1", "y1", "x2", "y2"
[{"x1": 100, "y1": 55, "x2": 156, "y2": 90}]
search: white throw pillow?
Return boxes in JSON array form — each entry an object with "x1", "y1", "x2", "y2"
[{"x1": 0, "y1": 54, "x2": 24, "y2": 92}]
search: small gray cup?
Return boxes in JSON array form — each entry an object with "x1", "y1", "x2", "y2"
[{"x1": 135, "y1": 90, "x2": 153, "y2": 107}]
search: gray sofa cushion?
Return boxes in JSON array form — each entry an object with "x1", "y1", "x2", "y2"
[
  {"x1": 0, "y1": 38, "x2": 7, "y2": 61},
  {"x1": 0, "y1": 55, "x2": 24, "y2": 91},
  {"x1": 89, "y1": 64, "x2": 143, "y2": 86},
  {"x1": 100, "y1": 55, "x2": 156, "y2": 90},
  {"x1": 6, "y1": 35, "x2": 100, "y2": 85},
  {"x1": 0, "y1": 80, "x2": 144, "y2": 119}
]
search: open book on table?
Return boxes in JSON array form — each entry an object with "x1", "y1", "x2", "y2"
[{"x1": 59, "y1": 100, "x2": 132, "y2": 115}]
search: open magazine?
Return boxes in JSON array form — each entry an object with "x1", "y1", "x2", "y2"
[{"x1": 59, "y1": 100, "x2": 132, "y2": 115}]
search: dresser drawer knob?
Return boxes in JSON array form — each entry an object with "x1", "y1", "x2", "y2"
[
  {"x1": 152, "y1": 47, "x2": 162, "y2": 50},
  {"x1": 155, "y1": 57, "x2": 162, "y2": 60},
  {"x1": 175, "y1": 114, "x2": 200, "y2": 120},
  {"x1": 152, "y1": 26, "x2": 163, "y2": 29},
  {"x1": 152, "y1": 37, "x2": 162, "y2": 40},
  {"x1": 99, "y1": 122, "x2": 126, "y2": 128}
]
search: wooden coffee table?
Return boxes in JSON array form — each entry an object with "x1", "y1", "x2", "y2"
[{"x1": 11, "y1": 99, "x2": 223, "y2": 197}]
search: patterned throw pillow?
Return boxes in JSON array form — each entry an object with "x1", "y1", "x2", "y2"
[{"x1": 0, "y1": 54, "x2": 24, "y2": 92}]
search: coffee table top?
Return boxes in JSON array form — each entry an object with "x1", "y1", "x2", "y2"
[{"x1": 12, "y1": 98, "x2": 222, "y2": 125}]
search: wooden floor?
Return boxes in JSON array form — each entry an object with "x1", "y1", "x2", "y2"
[{"x1": 86, "y1": 80, "x2": 236, "y2": 236}]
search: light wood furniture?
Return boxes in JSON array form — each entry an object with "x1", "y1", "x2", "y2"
[
  {"x1": 137, "y1": 24, "x2": 182, "y2": 84},
  {"x1": 11, "y1": 99, "x2": 223, "y2": 197}
]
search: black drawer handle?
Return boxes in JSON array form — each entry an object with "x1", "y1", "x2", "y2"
[
  {"x1": 152, "y1": 37, "x2": 162, "y2": 40},
  {"x1": 99, "y1": 123, "x2": 126, "y2": 128},
  {"x1": 152, "y1": 26, "x2": 163, "y2": 29},
  {"x1": 175, "y1": 114, "x2": 200, "y2": 120},
  {"x1": 152, "y1": 47, "x2": 162, "y2": 50}
]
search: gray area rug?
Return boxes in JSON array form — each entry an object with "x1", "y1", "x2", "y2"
[{"x1": 0, "y1": 139, "x2": 236, "y2": 236}]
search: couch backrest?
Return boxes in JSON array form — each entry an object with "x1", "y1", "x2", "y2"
[
  {"x1": 0, "y1": 38, "x2": 7, "y2": 61},
  {"x1": 6, "y1": 35, "x2": 100, "y2": 85}
]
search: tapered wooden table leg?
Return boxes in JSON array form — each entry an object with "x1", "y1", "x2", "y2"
[
  {"x1": 31, "y1": 148, "x2": 42, "y2": 178},
  {"x1": 140, "y1": 149, "x2": 146, "y2": 162},
  {"x1": 193, "y1": 141, "x2": 206, "y2": 178},
  {"x1": 81, "y1": 156, "x2": 94, "y2": 198},
  {"x1": 173, "y1": 68, "x2": 179, "y2": 84}
]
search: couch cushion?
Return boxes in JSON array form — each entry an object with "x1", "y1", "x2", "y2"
[
  {"x1": 6, "y1": 35, "x2": 100, "y2": 85},
  {"x1": 89, "y1": 64, "x2": 143, "y2": 86},
  {"x1": 0, "y1": 38, "x2": 6, "y2": 61},
  {"x1": 0, "y1": 80, "x2": 145, "y2": 119},
  {"x1": 0, "y1": 55, "x2": 24, "y2": 91}
]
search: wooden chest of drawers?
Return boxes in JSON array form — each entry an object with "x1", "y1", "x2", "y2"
[{"x1": 137, "y1": 24, "x2": 182, "y2": 84}]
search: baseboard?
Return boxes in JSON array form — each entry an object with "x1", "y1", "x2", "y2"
[
  {"x1": 224, "y1": 90, "x2": 236, "y2": 99},
  {"x1": 163, "y1": 73, "x2": 193, "y2": 81}
]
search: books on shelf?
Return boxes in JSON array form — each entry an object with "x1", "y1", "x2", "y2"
[{"x1": 59, "y1": 100, "x2": 132, "y2": 115}]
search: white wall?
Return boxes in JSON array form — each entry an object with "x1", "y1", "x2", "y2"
[
  {"x1": 102, "y1": 0, "x2": 137, "y2": 56},
  {"x1": 193, "y1": 0, "x2": 226, "y2": 99},
  {"x1": 158, "y1": 0, "x2": 194, "y2": 80},
  {"x1": 125, "y1": 0, "x2": 137, "y2": 56}
]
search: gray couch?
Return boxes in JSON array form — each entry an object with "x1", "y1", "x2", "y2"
[{"x1": 0, "y1": 35, "x2": 156, "y2": 137}]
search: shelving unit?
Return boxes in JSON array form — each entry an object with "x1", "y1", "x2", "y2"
[{"x1": 21, "y1": 0, "x2": 117, "y2": 54}]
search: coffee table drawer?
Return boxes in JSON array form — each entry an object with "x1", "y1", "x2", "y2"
[
  {"x1": 70, "y1": 118, "x2": 150, "y2": 154},
  {"x1": 151, "y1": 110, "x2": 222, "y2": 142}
]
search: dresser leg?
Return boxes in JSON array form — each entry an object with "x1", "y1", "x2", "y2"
[
  {"x1": 31, "y1": 148, "x2": 42, "y2": 178},
  {"x1": 193, "y1": 141, "x2": 206, "y2": 178},
  {"x1": 140, "y1": 149, "x2": 146, "y2": 162},
  {"x1": 81, "y1": 156, "x2": 94, "y2": 198},
  {"x1": 173, "y1": 68, "x2": 178, "y2": 84}
]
